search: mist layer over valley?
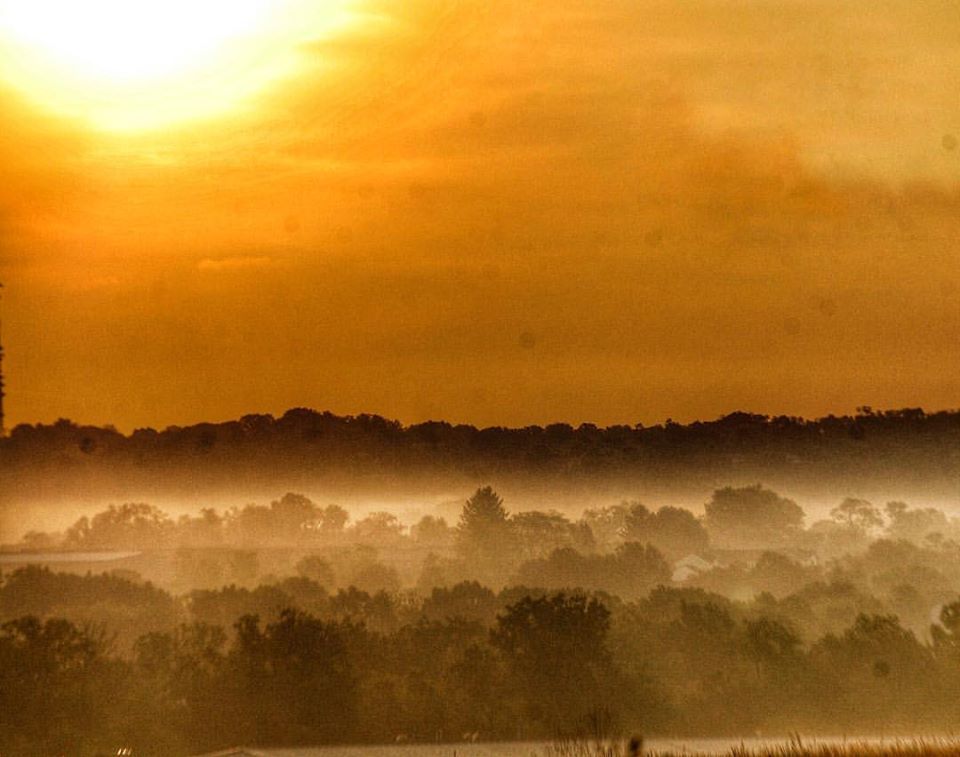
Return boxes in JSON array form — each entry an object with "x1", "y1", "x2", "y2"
[
  {"x1": 2, "y1": 406, "x2": 958, "y2": 538},
  {"x1": 3, "y1": 407, "x2": 960, "y2": 753}
]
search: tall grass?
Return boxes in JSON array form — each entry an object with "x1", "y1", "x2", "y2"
[{"x1": 547, "y1": 737, "x2": 960, "y2": 757}]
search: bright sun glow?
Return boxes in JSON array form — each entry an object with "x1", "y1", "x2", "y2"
[{"x1": 0, "y1": 0, "x2": 352, "y2": 130}]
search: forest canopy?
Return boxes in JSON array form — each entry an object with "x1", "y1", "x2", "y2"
[{"x1": 3, "y1": 483, "x2": 960, "y2": 753}]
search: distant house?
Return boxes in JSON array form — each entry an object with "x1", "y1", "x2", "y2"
[{"x1": 672, "y1": 553, "x2": 716, "y2": 582}]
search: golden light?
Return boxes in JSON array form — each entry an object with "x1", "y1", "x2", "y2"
[{"x1": 0, "y1": 0, "x2": 354, "y2": 130}]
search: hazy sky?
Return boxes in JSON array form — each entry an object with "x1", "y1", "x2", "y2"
[{"x1": 0, "y1": 0, "x2": 958, "y2": 431}]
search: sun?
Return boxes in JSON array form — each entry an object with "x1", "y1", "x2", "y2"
[{"x1": 0, "y1": 0, "x2": 352, "y2": 130}]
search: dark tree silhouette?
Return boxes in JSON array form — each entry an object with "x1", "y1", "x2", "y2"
[
  {"x1": 491, "y1": 592, "x2": 616, "y2": 731},
  {"x1": 831, "y1": 498, "x2": 884, "y2": 534},
  {"x1": 704, "y1": 485, "x2": 804, "y2": 548},
  {"x1": 457, "y1": 487, "x2": 515, "y2": 582},
  {"x1": 459, "y1": 486, "x2": 509, "y2": 537},
  {"x1": 622, "y1": 503, "x2": 710, "y2": 556}
]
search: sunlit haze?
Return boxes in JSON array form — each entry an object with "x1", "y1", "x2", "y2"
[
  {"x1": 0, "y1": 0, "x2": 957, "y2": 431},
  {"x1": 0, "y1": 0, "x2": 353, "y2": 129}
]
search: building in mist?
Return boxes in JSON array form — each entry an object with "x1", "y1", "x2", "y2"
[{"x1": 672, "y1": 553, "x2": 716, "y2": 582}]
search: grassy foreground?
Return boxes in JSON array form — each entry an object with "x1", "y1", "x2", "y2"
[{"x1": 547, "y1": 738, "x2": 960, "y2": 757}]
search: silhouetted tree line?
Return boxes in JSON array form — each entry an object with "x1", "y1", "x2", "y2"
[
  {"x1": 3, "y1": 406, "x2": 959, "y2": 501},
  {"x1": 7, "y1": 570, "x2": 960, "y2": 756}
]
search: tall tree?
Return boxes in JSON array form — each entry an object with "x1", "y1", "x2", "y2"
[
  {"x1": 704, "y1": 485, "x2": 804, "y2": 548},
  {"x1": 622, "y1": 503, "x2": 709, "y2": 557},
  {"x1": 491, "y1": 592, "x2": 615, "y2": 732},
  {"x1": 457, "y1": 487, "x2": 515, "y2": 580}
]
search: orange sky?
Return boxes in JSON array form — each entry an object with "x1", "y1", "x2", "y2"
[{"x1": 0, "y1": 0, "x2": 958, "y2": 431}]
